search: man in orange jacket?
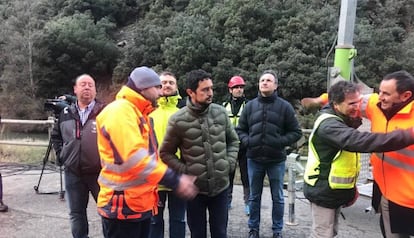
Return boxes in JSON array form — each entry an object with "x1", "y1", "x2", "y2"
[
  {"x1": 301, "y1": 70, "x2": 414, "y2": 237},
  {"x1": 96, "y1": 66, "x2": 197, "y2": 238}
]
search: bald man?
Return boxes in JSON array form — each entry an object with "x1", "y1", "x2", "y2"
[{"x1": 51, "y1": 74, "x2": 106, "y2": 238}]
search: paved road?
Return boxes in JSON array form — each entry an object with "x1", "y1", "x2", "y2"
[{"x1": 0, "y1": 163, "x2": 382, "y2": 238}]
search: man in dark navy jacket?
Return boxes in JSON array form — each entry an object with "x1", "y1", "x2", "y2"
[{"x1": 236, "y1": 70, "x2": 302, "y2": 238}]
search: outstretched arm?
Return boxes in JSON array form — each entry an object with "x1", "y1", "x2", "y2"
[{"x1": 301, "y1": 93, "x2": 328, "y2": 110}]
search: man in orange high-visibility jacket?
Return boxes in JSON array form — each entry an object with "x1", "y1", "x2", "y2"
[
  {"x1": 96, "y1": 66, "x2": 197, "y2": 238},
  {"x1": 301, "y1": 70, "x2": 414, "y2": 237}
]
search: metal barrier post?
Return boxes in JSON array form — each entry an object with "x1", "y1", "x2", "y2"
[{"x1": 286, "y1": 153, "x2": 300, "y2": 226}]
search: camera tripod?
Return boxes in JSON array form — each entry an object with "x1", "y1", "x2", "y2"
[{"x1": 33, "y1": 137, "x2": 65, "y2": 201}]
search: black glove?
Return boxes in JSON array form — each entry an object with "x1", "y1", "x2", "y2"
[{"x1": 345, "y1": 116, "x2": 363, "y2": 129}]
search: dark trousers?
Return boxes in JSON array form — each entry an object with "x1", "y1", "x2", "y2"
[
  {"x1": 65, "y1": 170, "x2": 100, "y2": 238},
  {"x1": 150, "y1": 190, "x2": 187, "y2": 238},
  {"x1": 102, "y1": 217, "x2": 151, "y2": 238},
  {"x1": 187, "y1": 188, "x2": 229, "y2": 238},
  {"x1": 228, "y1": 149, "x2": 250, "y2": 205}
]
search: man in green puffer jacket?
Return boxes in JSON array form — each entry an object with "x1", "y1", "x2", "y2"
[{"x1": 160, "y1": 69, "x2": 239, "y2": 238}]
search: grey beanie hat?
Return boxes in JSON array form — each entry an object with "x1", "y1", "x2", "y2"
[{"x1": 127, "y1": 66, "x2": 161, "y2": 91}]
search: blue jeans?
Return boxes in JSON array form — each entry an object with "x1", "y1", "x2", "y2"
[
  {"x1": 247, "y1": 159, "x2": 285, "y2": 234},
  {"x1": 187, "y1": 188, "x2": 229, "y2": 238},
  {"x1": 65, "y1": 170, "x2": 100, "y2": 238},
  {"x1": 149, "y1": 190, "x2": 186, "y2": 238}
]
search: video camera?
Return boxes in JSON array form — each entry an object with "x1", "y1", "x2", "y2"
[{"x1": 44, "y1": 95, "x2": 76, "y2": 116}]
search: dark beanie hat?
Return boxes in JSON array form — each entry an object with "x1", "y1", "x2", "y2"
[{"x1": 127, "y1": 66, "x2": 161, "y2": 91}]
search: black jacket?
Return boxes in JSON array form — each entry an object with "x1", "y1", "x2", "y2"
[
  {"x1": 51, "y1": 101, "x2": 105, "y2": 175},
  {"x1": 236, "y1": 91, "x2": 302, "y2": 163}
]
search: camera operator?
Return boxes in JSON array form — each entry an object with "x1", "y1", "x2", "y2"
[
  {"x1": 51, "y1": 74, "x2": 105, "y2": 238},
  {"x1": 58, "y1": 94, "x2": 77, "y2": 105}
]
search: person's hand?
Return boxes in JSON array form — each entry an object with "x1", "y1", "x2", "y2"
[
  {"x1": 409, "y1": 127, "x2": 414, "y2": 137},
  {"x1": 343, "y1": 187, "x2": 359, "y2": 207},
  {"x1": 175, "y1": 174, "x2": 198, "y2": 200},
  {"x1": 55, "y1": 151, "x2": 63, "y2": 166},
  {"x1": 300, "y1": 97, "x2": 322, "y2": 109},
  {"x1": 56, "y1": 155, "x2": 63, "y2": 166}
]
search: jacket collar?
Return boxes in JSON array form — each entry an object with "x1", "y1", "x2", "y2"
[
  {"x1": 186, "y1": 97, "x2": 210, "y2": 115},
  {"x1": 116, "y1": 86, "x2": 155, "y2": 115},
  {"x1": 377, "y1": 98, "x2": 414, "y2": 121},
  {"x1": 258, "y1": 91, "x2": 277, "y2": 103},
  {"x1": 157, "y1": 93, "x2": 181, "y2": 108},
  {"x1": 320, "y1": 107, "x2": 362, "y2": 129}
]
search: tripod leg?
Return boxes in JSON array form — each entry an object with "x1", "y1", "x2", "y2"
[
  {"x1": 33, "y1": 139, "x2": 52, "y2": 193},
  {"x1": 59, "y1": 166, "x2": 65, "y2": 201}
]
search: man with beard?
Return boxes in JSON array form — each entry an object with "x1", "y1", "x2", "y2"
[
  {"x1": 223, "y1": 76, "x2": 250, "y2": 216},
  {"x1": 51, "y1": 74, "x2": 105, "y2": 238},
  {"x1": 96, "y1": 66, "x2": 197, "y2": 238},
  {"x1": 149, "y1": 71, "x2": 187, "y2": 238},
  {"x1": 301, "y1": 70, "x2": 414, "y2": 237},
  {"x1": 160, "y1": 69, "x2": 239, "y2": 238}
]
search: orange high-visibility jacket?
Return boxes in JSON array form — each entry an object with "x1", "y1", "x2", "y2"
[
  {"x1": 96, "y1": 86, "x2": 169, "y2": 220},
  {"x1": 363, "y1": 94, "x2": 414, "y2": 209}
]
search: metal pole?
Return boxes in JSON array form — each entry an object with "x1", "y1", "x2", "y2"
[
  {"x1": 286, "y1": 153, "x2": 299, "y2": 226},
  {"x1": 333, "y1": 0, "x2": 357, "y2": 82}
]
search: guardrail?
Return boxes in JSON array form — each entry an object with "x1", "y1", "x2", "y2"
[
  {"x1": 0, "y1": 117, "x2": 55, "y2": 147},
  {"x1": 0, "y1": 119, "x2": 311, "y2": 148}
]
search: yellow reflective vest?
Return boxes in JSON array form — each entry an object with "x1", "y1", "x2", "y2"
[
  {"x1": 304, "y1": 113, "x2": 361, "y2": 189},
  {"x1": 150, "y1": 94, "x2": 181, "y2": 192},
  {"x1": 223, "y1": 100, "x2": 246, "y2": 127}
]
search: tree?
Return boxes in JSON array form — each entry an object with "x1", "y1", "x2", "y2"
[
  {"x1": 60, "y1": 0, "x2": 141, "y2": 26},
  {"x1": 34, "y1": 13, "x2": 119, "y2": 97},
  {"x1": 162, "y1": 14, "x2": 222, "y2": 77},
  {"x1": 3, "y1": 0, "x2": 414, "y2": 120},
  {"x1": 0, "y1": 0, "x2": 44, "y2": 119},
  {"x1": 354, "y1": 0, "x2": 410, "y2": 88}
]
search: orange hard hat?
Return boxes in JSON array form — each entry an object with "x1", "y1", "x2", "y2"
[{"x1": 228, "y1": 76, "x2": 245, "y2": 88}]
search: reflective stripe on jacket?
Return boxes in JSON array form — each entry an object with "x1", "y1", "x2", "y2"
[
  {"x1": 51, "y1": 100, "x2": 105, "y2": 175},
  {"x1": 364, "y1": 93, "x2": 414, "y2": 208},
  {"x1": 96, "y1": 86, "x2": 168, "y2": 220},
  {"x1": 223, "y1": 100, "x2": 246, "y2": 127},
  {"x1": 304, "y1": 113, "x2": 361, "y2": 189}
]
